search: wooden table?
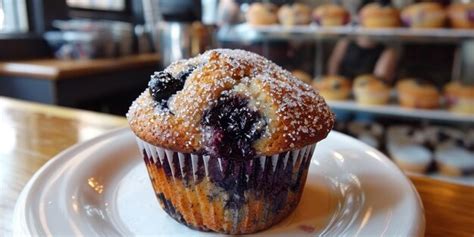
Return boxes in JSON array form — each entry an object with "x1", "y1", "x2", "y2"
[
  {"x1": 0, "y1": 96, "x2": 473, "y2": 236},
  {"x1": 0, "y1": 54, "x2": 159, "y2": 109}
]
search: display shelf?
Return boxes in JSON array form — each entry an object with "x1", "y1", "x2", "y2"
[
  {"x1": 219, "y1": 24, "x2": 474, "y2": 42},
  {"x1": 328, "y1": 100, "x2": 474, "y2": 123}
]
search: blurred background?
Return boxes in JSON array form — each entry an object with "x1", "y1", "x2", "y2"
[{"x1": 0, "y1": 0, "x2": 473, "y2": 183}]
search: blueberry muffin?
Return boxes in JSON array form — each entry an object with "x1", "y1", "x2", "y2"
[
  {"x1": 246, "y1": 3, "x2": 278, "y2": 26},
  {"x1": 353, "y1": 74, "x2": 391, "y2": 105},
  {"x1": 401, "y1": 2, "x2": 446, "y2": 28},
  {"x1": 359, "y1": 2, "x2": 401, "y2": 28},
  {"x1": 313, "y1": 4, "x2": 350, "y2": 27},
  {"x1": 444, "y1": 81, "x2": 474, "y2": 114},
  {"x1": 127, "y1": 49, "x2": 334, "y2": 234},
  {"x1": 396, "y1": 78, "x2": 440, "y2": 109},
  {"x1": 312, "y1": 75, "x2": 351, "y2": 101},
  {"x1": 278, "y1": 3, "x2": 312, "y2": 26},
  {"x1": 447, "y1": 3, "x2": 474, "y2": 29}
]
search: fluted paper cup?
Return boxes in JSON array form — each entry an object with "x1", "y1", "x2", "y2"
[{"x1": 135, "y1": 137, "x2": 316, "y2": 234}]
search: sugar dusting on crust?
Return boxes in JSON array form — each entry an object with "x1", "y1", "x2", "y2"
[{"x1": 127, "y1": 49, "x2": 334, "y2": 155}]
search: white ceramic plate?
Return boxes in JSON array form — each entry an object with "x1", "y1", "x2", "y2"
[{"x1": 14, "y1": 128, "x2": 425, "y2": 236}]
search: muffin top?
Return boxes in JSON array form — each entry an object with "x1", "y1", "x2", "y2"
[
  {"x1": 313, "y1": 4, "x2": 349, "y2": 18},
  {"x1": 313, "y1": 75, "x2": 351, "y2": 91},
  {"x1": 444, "y1": 81, "x2": 474, "y2": 98},
  {"x1": 360, "y1": 2, "x2": 400, "y2": 18},
  {"x1": 397, "y1": 78, "x2": 439, "y2": 96},
  {"x1": 127, "y1": 49, "x2": 334, "y2": 158},
  {"x1": 354, "y1": 74, "x2": 390, "y2": 91}
]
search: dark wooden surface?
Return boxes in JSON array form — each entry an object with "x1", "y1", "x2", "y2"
[
  {"x1": 0, "y1": 54, "x2": 160, "y2": 80},
  {"x1": 0, "y1": 54, "x2": 160, "y2": 114}
]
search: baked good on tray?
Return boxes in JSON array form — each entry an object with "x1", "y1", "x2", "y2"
[
  {"x1": 127, "y1": 49, "x2": 334, "y2": 234},
  {"x1": 312, "y1": 75, "x2": 351, "y2": 101},
  {"x1": 359, "y1": 2, "x2": 401, "y2": 28},
  {"x1": 396, "y1": 78, "x2": 440, "y2": 109},
  {"x1": 312, "y1": 4, "x2": 350, "y2": 27},
  {"x1": 353, "y1": 74, "x2": 391, "y2": 105},
  {"x1": 292, "y1": 70, "x2": 313, "y2": 84},
  {"x1": 447, "y1": 3, "x2": 474, "y2": 29},
  {"x1": 444, "y1": 81, "x2": 474, "y2": 114},
  {"x1": 278, "y1": 3, "x2": 312, "y2": 26},
  {"x1": 386, "y1": 126, "x2": 432, "y2": 174},
  {"x1": 389, "y1": 143, "x2": 433, "y2": 174},
  {"x1": 401, "y1": 2, "x2": 446, "y2": 28},
  {"x1": 435, "y1": 143, "x2": 474, "y2": 177},
  {"x1": 246, "y1": 3, "x2": 278, "y2": 26}
]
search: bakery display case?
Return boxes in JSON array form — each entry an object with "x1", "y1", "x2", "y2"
[{"x1": 216, "y1": 0, "x2": 474, "y2": 185}]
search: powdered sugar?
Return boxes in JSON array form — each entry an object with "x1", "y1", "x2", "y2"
[{"x1": 127, "y1": 49, "x2": 334, "y2": 154}]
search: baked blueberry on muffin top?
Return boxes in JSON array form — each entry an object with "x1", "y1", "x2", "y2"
[
  {"x1": 127, "y1": 49, "x2": 334, "y2": 234},
  {"x1": 128, "y1": 49, "x2": 334, "y2": 156}
]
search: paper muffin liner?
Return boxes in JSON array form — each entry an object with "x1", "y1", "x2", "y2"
[{"x1": 135, "y1": 137, "x2": 317, "y2": 234}]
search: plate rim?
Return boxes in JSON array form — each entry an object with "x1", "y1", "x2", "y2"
[{"x1": 13, "y1": 128, "x2": 425, "y2": 236}]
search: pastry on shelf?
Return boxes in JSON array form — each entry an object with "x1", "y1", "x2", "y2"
[
  {"x1": 447, "y1": 3, "x2": 474, "y2": 29},
  {"x1": 246, "y1": 2, "x2": 278, "y2": 26},
  {"x1": 386, "y1": 125, "x2": 432, "y2": 174},
  {"x1": 278, "y1": 3, "x2": 312, "y2": 26},
  {"x1": 435, "y1": 143, "x2": 474, "y2": 177},
  {"x1": 388, "y1": 142, "x2": 433, "y2": 174},
  {"x1": 401, "y1": 2, "x2": 446, "y2": 28},
  {"x1": 292, "y1": 70, "x2": 313, "y2": 84},
  {"x1": 396, "y1": 78, "x2": 440, "y2": 109},
  {"x1": 312, "y1": 4, "x2": 350, "y2": 27},
  {"x1": 359, "y1": 2, "x2": 401, "y2": 28},
  {"x1": 312, "y1": 75, "x2": 351, "y2": 101},
  {"x1": 353, "y1": 74, "x2": 391, "y2": 105},
  {"x1": 444, "y1": 81, "x2": 474, "y2": 114}
]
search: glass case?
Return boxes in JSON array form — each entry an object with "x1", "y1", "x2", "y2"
[{"x1": 215, "y1": 0, "x2": 474, "y2": 184}]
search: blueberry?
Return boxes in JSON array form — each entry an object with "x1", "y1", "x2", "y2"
[
  {"x1": 313, "y1": 16, "x2": 321, "y2": 25},
  {"x1": 331, "y1": 81, "x2": 341, "y2": 90},
  {"x1": 177, "y1": 65, "x2": 196, "y2": 82},
  {"x1": 202, "y1": 93, "x2": 265, "y2": 160},
  {"x1": 148, "y1": 71, "x2": 185, "y2": 103},
  {"x1": 468, "y1": 9, "x2": 474, "y2": 22}
]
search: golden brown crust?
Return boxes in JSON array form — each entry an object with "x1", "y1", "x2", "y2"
[
  {"x1": 246, "y1": 3, "x2": 278, "y2": 26},
  {"x1": 444, "y1": 81, "x2": 474, "y2": 99},
  {"x1": 353, "y1": 74, "x2": 391, "y2": 105},
  {"x1": 291, "y1": 70, "x2": 313, "y2": 84},
  {"x1": 401, "y1": 2, "x2": 446, "y2": 28},
  {"x1": 354, "y1": 74, "x2": 390, "y2": 92},
  {"x1": 312, "y1": 75, "x2": 351, "y2": 101},
  {"x1": 278, "y1": 3, "x2": 312, "y2": 25},
  {"x1": 313, "y1": 4, "x2": 350, "y2": 26},
  {"x1": 447, "y1": 3, "x2": 474, "y2": 29},
  {"x1": 127, "y1": 49, "x2": 334, "y2": 155},
  {"x1": 396, "y1": 78, "x2": 440, "y2": 109},
  {"x1": 360, "y1": 3, "x2": 401, "y2": 28}
]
